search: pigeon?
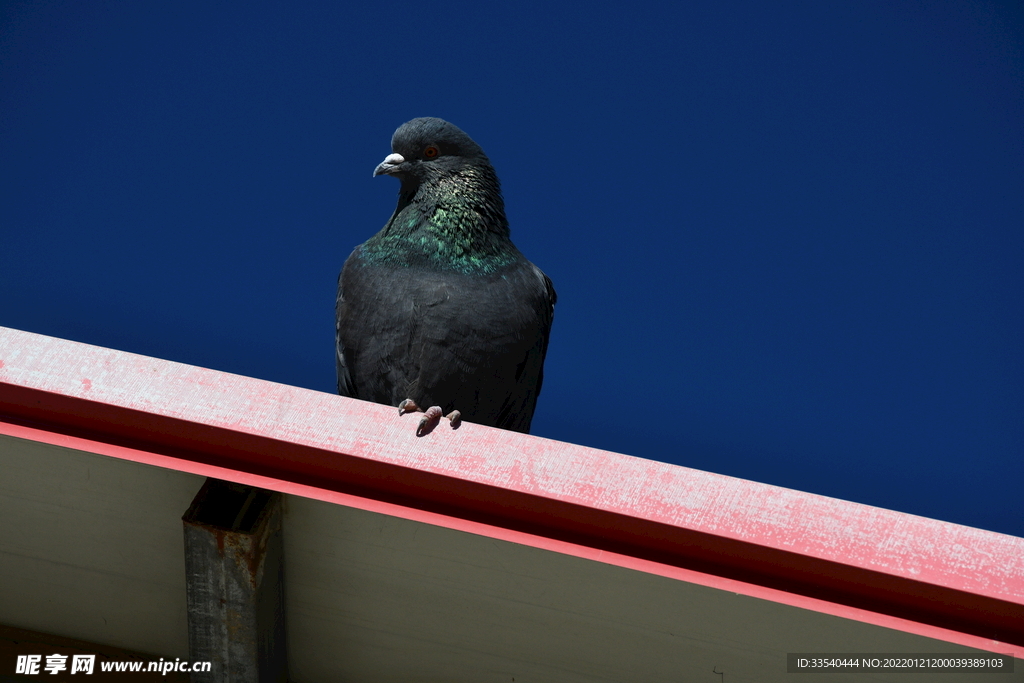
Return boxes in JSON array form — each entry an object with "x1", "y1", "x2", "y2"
[{"x1": 336, "y1": 117, "x2": 556, "y2": 436}]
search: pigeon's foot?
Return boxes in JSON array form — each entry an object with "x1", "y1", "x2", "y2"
[{"x1": 398, "y1": 399, "x2": 461, "y2": 436}]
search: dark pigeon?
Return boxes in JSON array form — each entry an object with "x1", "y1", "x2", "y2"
[{"x1": 336, "y1": 117, "x2": 556, "y2": 435}]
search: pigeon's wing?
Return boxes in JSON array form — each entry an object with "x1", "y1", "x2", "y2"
[
  {"x1": 478, "y1": 260, "x2": 556, "y2": 433},
  {"x1": 532, "y1": 264, "x2": 557, "y2": 394},
  {"x1": 335, "y1": 270, "x2": 356, "y2": 398},
  {"x1": 509, "y1": 263, "x2": 557, "y2": 432}
]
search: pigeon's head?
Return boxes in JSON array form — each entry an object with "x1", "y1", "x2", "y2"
[{"x1": 373, "y1": 117, "x2": 491, "y2": 183}]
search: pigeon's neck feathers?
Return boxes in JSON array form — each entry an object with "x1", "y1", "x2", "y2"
[{"x1": 363, "y1": 163, "x2": 520, "y2": 274}]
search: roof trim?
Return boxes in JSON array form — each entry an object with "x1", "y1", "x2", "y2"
[{"x1": 1, "y1": 326, "x2": 1021, "y2": 655}]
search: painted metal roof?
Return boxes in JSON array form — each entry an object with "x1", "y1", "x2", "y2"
[{"x1": 1, "y1": 325, "x2": 1021, "y2": 658}]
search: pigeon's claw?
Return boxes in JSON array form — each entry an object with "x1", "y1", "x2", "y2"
[
  {"x1": 398, "y1": 398, "x2": 421, "y2": 416},
  {"x1": 400, "y1": 398, "x2": 461, "y2": 436},
  {"x1": 417, "y1": 406, "x2": 443, "y2": 437}
]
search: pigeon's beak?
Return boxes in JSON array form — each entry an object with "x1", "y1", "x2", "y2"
[{"x1": 373, "y1": 153, "x2": 405, "y2": 177}]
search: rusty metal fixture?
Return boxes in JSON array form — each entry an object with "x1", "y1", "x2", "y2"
[{"x1": 182, "y1": 479, "x2": 287, "y2": 683}]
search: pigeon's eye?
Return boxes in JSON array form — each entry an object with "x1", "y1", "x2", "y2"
[{"x1": 423, "y1": 145, "x2": 439, "y2": 159}]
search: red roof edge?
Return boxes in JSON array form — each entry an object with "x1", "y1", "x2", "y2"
[{"x1": 1, "y1": 326, "x2": 1022, "y2": 656}]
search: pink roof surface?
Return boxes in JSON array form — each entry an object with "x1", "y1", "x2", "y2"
[{"x1": 1, "y1": 325, "x2": 1021, "y2": 656}]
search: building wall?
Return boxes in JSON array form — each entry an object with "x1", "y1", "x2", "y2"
[{"x1": 0, "y1": 434, "x2": 200, "y2": 657}]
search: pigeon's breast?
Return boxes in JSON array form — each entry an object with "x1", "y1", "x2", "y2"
[
  {"x1": 344, "y1": 258, "x2": 544, "y2": 341},
  {"x1": 338, "y1": 254, "x2": 552, "y2": 413}
]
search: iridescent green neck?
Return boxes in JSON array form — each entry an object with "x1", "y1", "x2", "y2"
[{"x1": 361, "y1": 166, "x2": 520, "y2": 274}]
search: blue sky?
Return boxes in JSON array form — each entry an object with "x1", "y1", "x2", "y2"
[{"x1": 2, "y1": 1, "x2": 1021, "y2": 537}]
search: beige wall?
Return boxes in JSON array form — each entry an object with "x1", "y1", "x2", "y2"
[
  {"x1": 0, "y1": 434, "x2": 201, "y2": 657},
  {"x1": 282, "y1": 495, "x2": 1005, "y2": 683}
]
